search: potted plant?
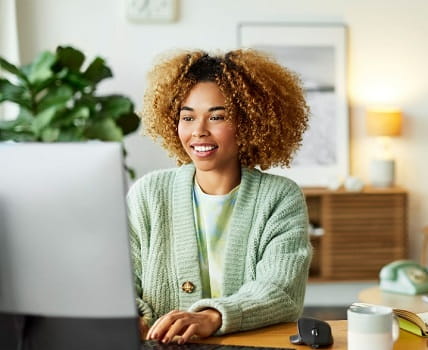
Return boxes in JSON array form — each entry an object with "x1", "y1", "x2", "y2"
[{"x1": 0, "y1": 46, "x2": 140, "y2": 178}]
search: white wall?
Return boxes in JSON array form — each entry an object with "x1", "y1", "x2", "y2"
[
  {"x1": 0, "y1": 0, "x2": 20, "y2": 120},
  {"x1": 15, "y1": 0, "x2": 428, "y2": 261}
]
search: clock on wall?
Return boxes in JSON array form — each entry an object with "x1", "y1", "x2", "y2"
[{"x1": 126, "y1": 0, "x2": 178, "y2": 23}]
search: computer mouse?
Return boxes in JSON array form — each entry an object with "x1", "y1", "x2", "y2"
[{"x1": 289, "y1": 317, "x2": 334, "y2": 348}]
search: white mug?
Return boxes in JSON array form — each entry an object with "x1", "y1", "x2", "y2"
[{"x1": 347, "y1": 303, "x2": 399, "y2": 350}]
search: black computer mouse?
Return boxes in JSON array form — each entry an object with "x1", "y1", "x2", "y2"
[{"x1": 289, "y1": 317, "x2": 334, "y2": 348}]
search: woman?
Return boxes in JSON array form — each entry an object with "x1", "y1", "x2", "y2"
[{"x1": 127, "y1": 49, "x2": 312, "y2": 344}]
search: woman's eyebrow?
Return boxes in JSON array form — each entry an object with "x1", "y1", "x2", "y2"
[
  {"x1": 180, "y1": 106, "x2": 225, "y2": 112},
  {"x1": 208, "y1": 106, "x2": 225, "y2": 112}
]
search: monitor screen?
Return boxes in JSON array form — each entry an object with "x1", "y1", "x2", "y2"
[{"x1": 0, "y1": 142, "x2": 140, "y2": 350}]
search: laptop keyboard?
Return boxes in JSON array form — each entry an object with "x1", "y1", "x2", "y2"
[{"x1": 141, "y1": 340, "x2": 295, "y2": 350}]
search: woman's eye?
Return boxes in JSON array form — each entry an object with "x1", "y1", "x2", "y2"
[
  {"x1": 180, "y1": 116, "x2": 193, "y2": 121},
  {"x1": 210, "y1": 115, "x2": 225, "y2": 121}
]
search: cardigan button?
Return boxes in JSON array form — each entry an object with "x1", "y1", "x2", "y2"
[{"x1": 181, "y1": 281, "x2": 195, "y2": 293}]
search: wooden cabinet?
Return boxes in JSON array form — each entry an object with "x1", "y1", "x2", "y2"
[{"x1": 303, "y1": 187, "x2": 407, "y2": 280}]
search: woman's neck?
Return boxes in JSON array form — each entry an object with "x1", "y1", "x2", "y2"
[{"x1": 195, "y1": 167, "x2": 241, "y2": 195}]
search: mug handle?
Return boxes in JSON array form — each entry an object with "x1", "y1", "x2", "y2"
[{"x1": 392, "y1": 315, "x2": 400, "y2": 342}]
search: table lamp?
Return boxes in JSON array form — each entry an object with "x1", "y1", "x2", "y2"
[{"x1": 366, "y1": 108, "x2": 402, "y2": 187}]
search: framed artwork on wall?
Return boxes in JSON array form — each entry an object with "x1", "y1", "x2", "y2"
[{"x1": 238, "y1": 23, "x2": 349, "y2": 187}]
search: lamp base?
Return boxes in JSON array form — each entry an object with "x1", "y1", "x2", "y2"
[{"x1": 370, "y1": 159, "x2": 395, "y2": 187}]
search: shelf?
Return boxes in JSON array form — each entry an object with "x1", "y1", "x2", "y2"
[{"x1": 303, "y1": 187, "x2": 407, "y2": 280}]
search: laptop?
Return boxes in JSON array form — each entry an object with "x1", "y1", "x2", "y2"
[{"x1": 0, "y1": 142, "x2": 294, "y2": 350}]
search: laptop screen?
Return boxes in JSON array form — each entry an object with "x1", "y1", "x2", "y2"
[{"x1": 0, "y1": 142, "x2": 140, "y2": 350}]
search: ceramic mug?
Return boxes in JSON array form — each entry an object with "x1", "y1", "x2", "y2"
[{"x1": 347, "y1": 303, "x2": 399, "y2": 350}]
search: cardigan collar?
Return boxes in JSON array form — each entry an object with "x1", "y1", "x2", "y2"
[{"x1": 172, "y1": 164, "x2": 262, "y2": 302}]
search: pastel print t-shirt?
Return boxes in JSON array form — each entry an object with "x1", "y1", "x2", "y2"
[{"x1": 192, "y1": 181, "x2": 239, "y2": 298}]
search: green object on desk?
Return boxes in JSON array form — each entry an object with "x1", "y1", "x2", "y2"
[{"x1": 380, "y1": 260, "x2": 428, "y2": 295}]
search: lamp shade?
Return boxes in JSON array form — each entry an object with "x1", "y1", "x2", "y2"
[{"x1": 366, "y1": 109, "x2": 402, "y2": 136}]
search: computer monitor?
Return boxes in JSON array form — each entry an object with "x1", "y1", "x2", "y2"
[{"x1": 0, "y1": 142, "x2": 140, "y2": 350}]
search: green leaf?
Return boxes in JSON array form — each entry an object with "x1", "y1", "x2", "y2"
[
  {"x1": 41, "y1": 127, "x2": 60, "y2": 142},
  {"x1": 26, "y1": 51, "x2": 56, "y2": 85},
  {"x1": 64, "y1": 71, "x2": 93, "y2": 90},
  {"x1": 16, "y1": 107, "x2": 36, "y2": 121},
  {"x1": 55, "y1": 105, "x2": 90, "y2": 128},
  {"x1": 84, "y1": 118, "x2": 123, "y2": 141},
  {"x1": 56, "y1": 128, "x2": 86, "y2": 142},
  {"x1": 38, "y1": 85, "x2": 73, "y2": 112},
  {"x1": 116, "y1": 111, "x2": 140, "y2": 135},
  {"x1": 77, "y1": 94, "x2": 98, "y2": 110},
  {"x1": 32, "y1": 75, "x2": 58, "y2": 94},
  {"x1": 0, "y1": 112, "x2": 35, "y2": 140},
  {"x1": 83, "y1": 57, "x2": 112, "y2": 85},
  {"x1": 32, "y1": 106, "x2": 57, "y2": 136},
  {"x1": 97, "y1": 95, "x2": 133, "y2": 119},
  {"x1": 0, "y1": 129, "x2": 36, "y2": 141},
  {"x1": 0, "y1": 57, "x2": 28, "y2": 82},
  {"x1": 0, "y1": 78, "x2": 32, "y2": 109},
  {"x1": 55, "y1": 46, "x2": 85, "y2": 72},
  {"x1": 0, "y1": 118, "x2": 19, "y2": 131},
  {"x1": 124, "y1": 164, "x2": 136, "y2": 180}
]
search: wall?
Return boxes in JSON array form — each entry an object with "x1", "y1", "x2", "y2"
[
  {"x1": 15, "y1": 0, "x2": 428, "y2": 261},
  {"x1": 0, "y1": 0, "x2": 20, "y2": 120}
]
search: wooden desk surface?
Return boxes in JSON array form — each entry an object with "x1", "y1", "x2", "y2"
[
  {"x1": 194, "y1": 320, "x2": 427, "y2": 350},
  {"x1": 359, "y1": 286, "x2": 428, "y2": 313}
]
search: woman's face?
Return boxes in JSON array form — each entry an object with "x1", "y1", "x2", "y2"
[{"x1": 178, "y1": 82, "x2": 239, "y2": 174}]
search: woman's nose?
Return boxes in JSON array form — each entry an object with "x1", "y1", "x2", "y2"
[{"x1": 191, "y1": 121, "x2": 209, "y2": 137}]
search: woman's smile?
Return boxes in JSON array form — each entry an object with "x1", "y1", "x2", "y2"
[{"x1": 191, "y1": 143, "x2": 219, "y2": 156}]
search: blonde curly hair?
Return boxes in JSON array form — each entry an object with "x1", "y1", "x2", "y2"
[{"x1": 141, "y1": 49, "x2": 309, "y2": 170}]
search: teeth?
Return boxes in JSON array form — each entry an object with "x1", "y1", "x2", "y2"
[{"x1": 194, "y1": 145, "x2": 216, "y2": 152}]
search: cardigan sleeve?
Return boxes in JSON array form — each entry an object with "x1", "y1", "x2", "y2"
[
  {"x1": 187, "y1": 183, "x2": 312, "y2": 334},
  {"x1": 127, "y1": 180, "x2": 155, "y2": 325}
]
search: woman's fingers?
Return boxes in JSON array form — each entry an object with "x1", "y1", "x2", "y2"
[
  {"x1": 146, "y1": 310, "x2": 222, "y2": 343},
  {"x1": 178, "y1": 323, "x2": 198, "y2": 344},
  {"x1": 146, "y1": 309, "x2": 182, "y2": 340},
  {"x1": 161, "y1": 317, "x2": 189, "y2": 343}
]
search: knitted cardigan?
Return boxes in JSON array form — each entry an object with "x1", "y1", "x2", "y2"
[{"x1": 127, "y1": 164, "x2": 312, "y2": 335}]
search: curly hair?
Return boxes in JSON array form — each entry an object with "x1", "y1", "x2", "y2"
[{"x1": 141, "y1": 48, "x2": 309, "y2": 170}]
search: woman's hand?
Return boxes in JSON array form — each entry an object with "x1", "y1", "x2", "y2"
[{"x1": 146, "y1": 309, "x2": 222, "y2": 344}]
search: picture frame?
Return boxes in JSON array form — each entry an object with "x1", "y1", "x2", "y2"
[{"x1": 238, "y1": 23, "x2": 349, "y2": 187}]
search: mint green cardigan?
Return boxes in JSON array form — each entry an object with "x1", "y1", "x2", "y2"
[{"x1": 127, "y1": 164, "x2": 312, "y2": 335}]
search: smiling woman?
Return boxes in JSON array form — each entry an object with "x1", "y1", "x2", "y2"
[{"x1": 128, "y1": 49, "x2": 312, "y2": 344}]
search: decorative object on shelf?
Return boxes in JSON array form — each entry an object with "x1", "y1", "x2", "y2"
[
  {"x1": 126, "y1": 0, "x2": 178, "y2": 23},
  {"x1": 238, "y1": 23, "x2": 349, "y2": 187},
  {"x1": 366, "y1": 108, "x2": 403, "y2": 187},
  {"x1": 0, "y1": 46, "x2": 140, "y2": 178},
  {"x1": 308, "y1": 223, "x2": 324, "y2": 237},
  {"x1": 344, "y1": 176, "x2": 364, "y2": 192},
  {"x1": 327, "y1": 176, "x2": 343, "y2": 190}
]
